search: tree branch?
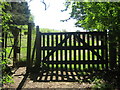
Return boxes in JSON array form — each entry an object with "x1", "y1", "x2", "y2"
[{"x1": 41, "y1": 0, "x2": 49, "y2": 10}]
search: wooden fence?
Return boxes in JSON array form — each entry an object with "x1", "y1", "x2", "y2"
[{"x1": 33, "y1": 26, "x2": 108, "y2": 71}]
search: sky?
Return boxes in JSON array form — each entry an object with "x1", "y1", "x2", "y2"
[{"x1": 29, "y1": 0, "x2": 84, "y2": 32}]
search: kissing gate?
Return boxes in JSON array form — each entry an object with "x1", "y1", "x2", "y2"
[{"x1": 31, "y1": 26, "x2": 108, "y2": 72}]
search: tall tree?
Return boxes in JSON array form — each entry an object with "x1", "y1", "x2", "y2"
[
  {"x1": 3, "y1": 2, "x2": 31, "y2": 25},
  {"x1": 67, "y1": 2, "x2": 120, "y2": 33}
]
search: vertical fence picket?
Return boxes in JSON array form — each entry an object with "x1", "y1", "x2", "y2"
[
  {"x1": 78, "y1": 34, "x2": 81, "y2": 71},
  {"x1": 87, "y1": 34, "x2": 90, "y2": 69},
  {"x1": 101, "y1": 35, "x2": 104, "y2": 69},
  {"x1": 51, "y1": 35, "x2": 54, "y2": 70},
  {"x1": 47, "y1": 35, "x2": 49, "y2": 68},
  {"x1": 60, "y1": 34, "x2": 62, "y2": 69},
  {"x1": 56, "y1": 35, "x2": 58, "y2": 69},
  {"x1": 60, "y1": 34, "x2": 64, "y2": 80},
  {"x1": 103, "y1": 33, "x2": 108, "y2": 69},
  {"x1": 50, "y1": 34, "x2": 54, "y2": 81},
  {"x1": 43, "y1": 35, "x2": 45, "y2": 68},
  {"x1": 69, "y1": 34, "x2": 72, "y2": 71},
  {"x1": 83, "y1": 34, "x2": 85, "y2": 69},
  {"x1": 96, "y1": 34, "x2": 100, "y2": 69},
  {"x1": 56, "y1": 34, "x2": 58, "y2": 80},
  {"x1": 74, "y1": 34, "x2": 76, "y2": 70},
  {"x1": 65, "y1": 34, "x2": 67, "y2": 70},
  {"x1": 91, "y1": 35, "x2": 95, "y2": 69},
  {"x1": 39, "y1": 32, "x2": 42, "y2": 68}
]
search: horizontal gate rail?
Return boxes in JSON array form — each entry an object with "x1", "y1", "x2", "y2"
[
  {"x1": 40, "y1": 32, "x2": 105, "y2": 35},
  {"x1": 43, "y1": 60, "x2": 108, "y2": 64},
  {"x1": 40, "y1": 46, "x2": 106, "y2": 50}
]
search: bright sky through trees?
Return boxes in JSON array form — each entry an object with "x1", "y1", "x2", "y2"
[{"x1": 29, "y1": 0, "x2": 84, "y2": 32}]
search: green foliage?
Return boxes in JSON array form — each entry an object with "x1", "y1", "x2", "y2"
[
  {"x1": 66, "y1": 2, "x2": 120, "y2": 33},
  {"x1": 3, "y1": 2, "x2": 31, "y2": 25},
  {"x1": 92, "y1": 78, "x2": 113, "y2": 89},
  {"x1": 1, "y1": 1, "x2": 34, "y2": 85},
  {"x1": 0, "y1": 49, "x2": 13, "y2": 84},
  {"x1": 2, "y1": 74, "x2": 14, "y2": 84},
  {"x1": 1, "y1": 2, "x2": 11, "y2": 31},
  {"x1": 1, "y1": 2, "x2": 13, "y2": 85}
]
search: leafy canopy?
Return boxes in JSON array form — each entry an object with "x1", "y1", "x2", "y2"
[
  {"x1": 3, "y1": 2, "x2": 31, "y2": 25},
  {"x1": 67, "y1": 2, "x2": 120, "y2": 34}
]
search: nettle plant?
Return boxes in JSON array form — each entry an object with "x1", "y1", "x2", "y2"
[
  {"x1": 1, "y1": 51, "x2": 13, "y2": 84},
  {"x1": 1, "y1": 2, "x2": 13, "y2": 84}
]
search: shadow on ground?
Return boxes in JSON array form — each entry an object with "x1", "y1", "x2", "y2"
[
  {"x1": 15, "y1": 67, "x2": 119, "y2": 89},
  {"x1": 29, "y1": 68, "x2": 103, "y2": 82}
]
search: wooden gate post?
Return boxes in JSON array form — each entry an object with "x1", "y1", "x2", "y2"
[
  {"x1": 26, "y1": 23, "x2": 32, "y2": 73},
  {"x1": 35, "y1": 26, "x2": 41, "y2": 69},
  {"x1": 13, "y1": 36, "x2": 18, "y2": 67},
  {"x1": 109, "y1": 32, "x2": 117, "y2": 69}
]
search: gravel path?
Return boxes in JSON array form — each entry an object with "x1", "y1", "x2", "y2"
[{"x1": 3, "y1": 67, "x2": 94, "y2": 89}]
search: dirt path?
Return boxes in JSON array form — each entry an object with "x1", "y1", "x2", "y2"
[{"x1": 3, "y1": 67, "x2": 94, "y2": 89}]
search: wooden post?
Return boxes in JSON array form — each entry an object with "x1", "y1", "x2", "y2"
[
  {"x1": 13, "y1": 36, "x2": 18, "y2": 67},
  {"x1": 109, "y1": 32, "x2": 117, "y2": 69},
  {"x1": 26, "y1": 23, "x2": 32, "y2": 73},
  {"x1": 35, "y1": 26, "x2": 41, "y2": 69}
]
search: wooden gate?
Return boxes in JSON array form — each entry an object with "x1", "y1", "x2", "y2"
[{"x1": 35, "y1": 28, "x2": 108, "y2": 71}]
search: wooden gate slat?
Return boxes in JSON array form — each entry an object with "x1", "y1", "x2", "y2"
[
  {"x1": 101, "y1": 35, "x2": 104, "y2": 69},
  {"x1": 75, "y1": 34, "x2": 104, "y2": 61},
  {"x1": 96, "y1": 35, "x2": 100, "y2": 69},
  {"x1": 42, "y1": 35, "x2": 45, "y2": 67},
  {"x1": 83, "y1": 34, "x2": 86, "y2": 69},
  {"x1": 65, "y1": 34, "x2": 68, "y2": 70},
  {"x1": 60, "y1": 34, "x2": 64, "y2": 80},
  {"x1": 56, "y1": 35, "x2": 58, "y2": 80},
  {"x1": 74, "y1": 34, "x2": 77, "y2": 70},
  {"x1": 92, "y1": 35, "x2": 95, "y2": 69},
  {"x1": 69, "y1": 35, "x2": 72, "y2": 70},
  {"x1": 78, "y1": 34, "x2": 81, "y2": 70},
  {"x1": 87, "y1": 34, "x2": 90, "y2": 69},
  {"x1": 42, "y1": 34, "x2": 71, "y2": 62},
  {"x1": 56, "y1": 35, "x2": 58, "y2": 69},
  {"x1": 51, "y1": 35, "x2": 54, "y2": 69},
  {"x1": 47, "y1": 35, "x2": 49, "y2": 67}
]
